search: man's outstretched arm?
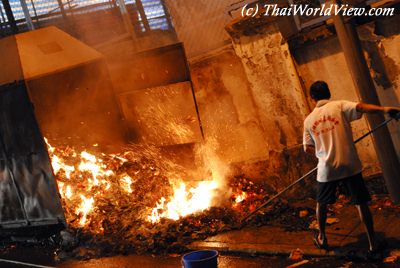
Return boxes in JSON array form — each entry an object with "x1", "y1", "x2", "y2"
[{"x1": 356, "y1": 103, "x2": 400, "y2": 118}]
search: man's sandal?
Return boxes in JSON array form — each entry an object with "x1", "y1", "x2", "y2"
[
  {"x1": 313, "y1": 231, "x2": 328, "y2": 250},
  {"x1": 366, "y1": 239, "x2": 387, "y2": 260}
]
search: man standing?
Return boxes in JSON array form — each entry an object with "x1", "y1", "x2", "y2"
[{"x1": 303, "y1": 81, "x2": 400, "y2": 253}]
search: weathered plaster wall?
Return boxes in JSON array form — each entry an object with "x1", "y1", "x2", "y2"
[
  {"x1": 379, "y1": 35, "x2": 400, "y2": 155},
  {"x1": 162, "y1": 2, "x2": 316, "y2": 188},
  {"x1": 164, "y1": 0, "x2": 236, "y2": 58},
  {"x1": 363, "y1": 29, "x2": 400, "y2": 159},
  {"x1": 188, "y1": 23, "x2": 315, "y2": 189},
  {"x1": 190, "y1": 47, "x2": 269, "y2": 164},
  {"x1": 379, "y1": 36, "x2": 400, "y2": 101},
  {"x1": 166, "y1": 1, "x2": 399, "y2": 187},
  {"x1": 231, "y1": 24, "x2": 310, "y2": 152}
]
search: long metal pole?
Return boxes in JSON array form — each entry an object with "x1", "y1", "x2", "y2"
[
  {"x1": 240, "y1": 117, "x2": 398, "y2": 225},
  {"x1": 240, "y1": 166, "x2": 317, "y2": 225}
]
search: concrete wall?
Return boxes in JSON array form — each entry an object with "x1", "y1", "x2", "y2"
[
  {"x1": 367, "y1": 31, "x2": 400, "y2": 159},
  {"x1": 164, "y1": 0, "x2": 236, "y2": 58},
  {"x1": 183, "y1": 18, "x2": 400, "y2": 191},
  {"x1": 188, "y1": 24, "x2": 315, "y2": 189},
  {"x1": 190, "y1": 24, "x2": 311, "y2": 160},
  {"x1": 190, "y1": 46, "x2": 269, "y2": 164},
  {"x1": 231, "y1": 24, "x2": 310, "y2": 152},
  {"x1": 380, "y1": 35, "x2": 400, "y2": 157}
]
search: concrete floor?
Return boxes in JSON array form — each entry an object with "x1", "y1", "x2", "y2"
[
  {"x1": 1, "y1": 196, "x2": 399, "y2": 267},
  {"x1": 0, "y1": 253, "x2": 291, "y2": 268},
  {"x1": 190, "y1": 199, "x2": 400, "y2": 258},
  {"x1": 1, "y1": 253, "x2": 399, "y2": 268},
  {"x1": 59, "y1": 255, "x2": 289, "y2": 268}
]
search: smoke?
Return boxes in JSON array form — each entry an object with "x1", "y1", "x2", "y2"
[
  {"x1": 27, "y1": 59, "x2": 126, "y2": 153},
  {"x1": 25, "y1": 2, "x2": 178, "y2": 152}
]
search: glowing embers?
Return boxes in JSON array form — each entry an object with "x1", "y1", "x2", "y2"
[
  {"x1": 121, "y1": 175, "x2": 134, "y2": 193},
  {"x1": 148, "y1": 180, "x2": 219, "y2": 223},
  {"x1": 234, "y1": 191, "x2": 247, "y2": 204},
  {"x1": 46, "y1": 138, "x2": 249, "y2": 230},
  {"x1": 78, "y1": 151, "x2": 114, "y2": 188},
  {"x1": 46, "y1": 139, "x2": 128, "y2": 227},
  {"x1": 76, "y1": 195, "x2": 95, "y2": 226},
  {"x1": 58, "y1": 182, "x2": 73, "y2": 200}
]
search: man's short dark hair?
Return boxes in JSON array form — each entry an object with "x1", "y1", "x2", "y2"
[{"x1": 310, "y1": 81, "x2": 331, "y2": 101}]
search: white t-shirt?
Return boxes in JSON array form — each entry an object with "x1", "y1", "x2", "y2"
[{"x1": 303, "y1": 100, "x2": 363, "y2": 183}]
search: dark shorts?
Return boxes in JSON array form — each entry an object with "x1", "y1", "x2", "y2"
[{"x1": 317, "y1": 173, "x2": 371, "y2": 205}]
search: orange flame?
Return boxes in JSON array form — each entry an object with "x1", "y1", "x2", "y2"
[
  {"x1": 235, "y1": 192, "x2": 247, "y2": 204},
  {"x1": 76, "y1": 195, "x2": 94, "y2": 226},
  {"x1": 148, "y1": 180, "x2": 219, "y2": 223},
  {"x1": 46, "y1": 138, "x2": 232, "y2": 229}
]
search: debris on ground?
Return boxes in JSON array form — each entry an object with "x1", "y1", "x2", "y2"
[
  {"x1": 299, "y1": 210, "x2": 309, "y2": 218},
  {"x1": 384, "y1": 256, "x2": 398, "y2": 263},
  {"x1": 309, "y1": 217, "x2": 339, "y2": 230},
  {"x1": 309, "y1": 221, "x2": 318, "y2": 230},
  {"x1": 289, "y1": 248, "x2": 303, "y2": 260},
  {"x1": 338, "y1": 261, "x2": 352, "y2": 268},
  {"x1": 326, "y1": 218, "x2": 340, "y2": 225},
  {"x1": 287, "y1": 259, "x2": 309, "y2": 268},
  {"x1": 384, "y1": 250, "x2": 400, "y2": 263}
]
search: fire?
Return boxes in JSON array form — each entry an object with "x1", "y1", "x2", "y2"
[
  {"x1": 76, "y1": 195, "x2": 94, "y2": 226},
  {"x1": 48, "y1": 147, "x2": 75, "y2": 179},
  {"x1": 78, "y1": 151, "x2": 114, "y2": 187},
  {"x1": 45, "y1": 139, "x2": 124, "y2": 227},
  {"x1": 148, "y1": 180, "x2": 219, "y2": 223},
  {"x1": 58, "y1": 182, "x2": 74, "y2": 200},
  {"x1": 235, "y1": 192, "x2": 247, "y2": 204},
  {"x1": 121, "y1": 175, "x2": 134, "y2": 193},
  {"x1": 65, "y1": 185, "x2": 73, "y2": 199},
  {"x1": 45, "y1": 138, "x2": 243, "y2": 230}
]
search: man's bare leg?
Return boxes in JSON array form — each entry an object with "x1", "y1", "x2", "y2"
[
  {"x1": 356, "y1": 203, "x2": 376, "y2": 251},
  {"x1": 316, "y1": 202, "x2": 328, "y2": 245}
]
